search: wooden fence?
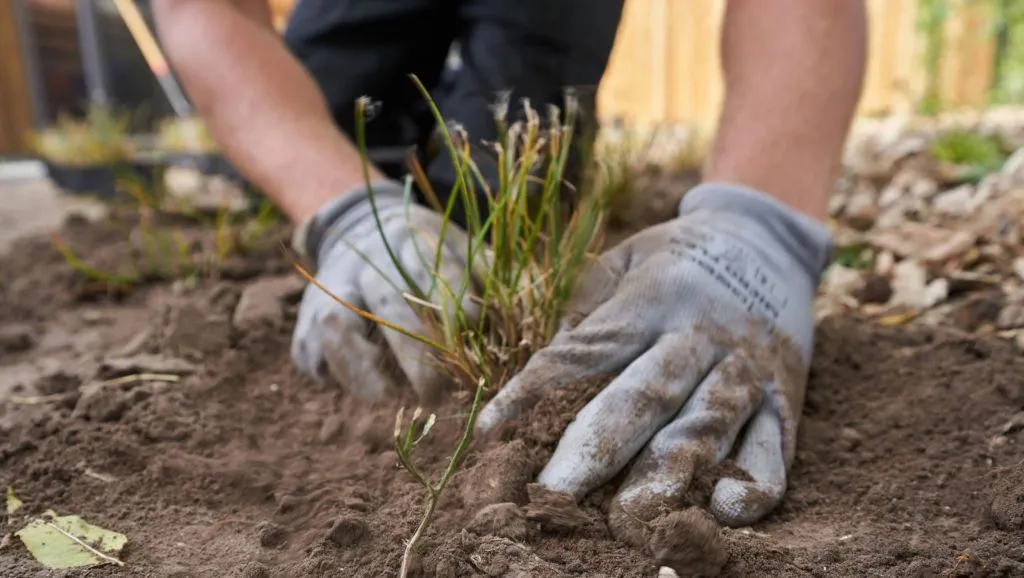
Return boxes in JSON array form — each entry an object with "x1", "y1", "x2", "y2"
[
  {"x1": 267, "y1": 0, "x2": 1003, "y2": 129},
  {"x1": 597, "y1": 0, "x2": 1000, "y2": 129},
  {"x1": 0, "y1": 0, "x2": 1006, "y2": 154}
]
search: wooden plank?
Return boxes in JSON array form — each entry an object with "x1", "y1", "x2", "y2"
[
  {"x1": 0, "y1": 1, "x2": 35, "y2": 155},
  {"x1": 940, "y1": 0, "x2": 998, "y2": 108},
  {"x1": 665, "y1": 0, "x2": 724, "y2": 131},
  {"x1": 596, "y1": 0, "x2": 657, "y2": 124}
]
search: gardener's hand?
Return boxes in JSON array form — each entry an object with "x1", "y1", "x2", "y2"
[
  {"x1": 476, "y1": 183, "x2": 832, "y2": 534},
  {"x1": 291, "y1": 180, "x2": 479, "y2": 403}
]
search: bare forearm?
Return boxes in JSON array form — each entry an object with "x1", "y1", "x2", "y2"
[
  {"x1": 706, "y1": 0, "x2": 867, "y2": 220},
  {"x1": 152, "y1": 0, "x2": 383, "y2": 223}
]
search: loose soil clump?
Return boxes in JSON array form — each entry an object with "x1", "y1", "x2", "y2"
[{"x1": 1, "y1": 205, "x2": 1023, "y2": 577}]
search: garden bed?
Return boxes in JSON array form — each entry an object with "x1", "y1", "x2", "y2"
[{"x1": 1, "y1": 117, "x2": 1023, "y2": 576}]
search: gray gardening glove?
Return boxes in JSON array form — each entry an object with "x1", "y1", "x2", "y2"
[
  {"x1": 291, "y1": 180, "x2": 480, "y2": 403},
  {"x1": 476, "y1": 183, "x2": 832, "y2": 533}
]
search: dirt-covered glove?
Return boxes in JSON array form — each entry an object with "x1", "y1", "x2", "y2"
[
  {"x1": 291, "y1": 180, "x2": 479, "y2": 403},
  {"x1": 476, "y1": 183, "x2": 832, "y2": 533}
]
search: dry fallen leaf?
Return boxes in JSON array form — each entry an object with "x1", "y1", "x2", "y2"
[
  {"x1": 6, "y1": 487, "x2": 23, "y2": 515},
  {"x1": 15, "y1": 510, "x2": 128, "y2": 569}
]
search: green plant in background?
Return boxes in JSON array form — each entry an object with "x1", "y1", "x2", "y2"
[
  {"x1": 930, "y1": 128, "x2": 1009, "y2": 179},
  {"x1": 53, "y1": 168, "x2": 283, "y2": 291},
  {"x1": 28, "y1": 105, "x2": 133, "y2": 165},
  {"x1": 831, "y1": 243, "x2": 874, "y2": 270},
  {"x1": 293, "y1": 76, "x2": 606, "y2": 577},
  {"x1": 992, "y1": 0, "x2": 1024, "y2": 104}
]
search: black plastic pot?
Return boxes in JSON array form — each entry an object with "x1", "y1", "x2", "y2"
[{"x1": 43, "y1": 159, "x2": 166, "y2": 201}]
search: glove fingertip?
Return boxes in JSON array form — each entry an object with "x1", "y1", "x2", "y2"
[
  {"x1": 474, "y1": 375, "x2": 536, "y2": 436},
  {"x1": 406, "y1": 362, "x2": 450, "y2": 407},
  {"x1": 474, "y1": 395, "x2": 512, "y2": 436},
  {"x1": 709, "y1": 476, "x2": 785, "y2": 528},
  {"x1": 290, "y1": 329, "x2": 324, "y2": 381}
]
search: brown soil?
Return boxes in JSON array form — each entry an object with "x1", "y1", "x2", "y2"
[{"x1": 1, "y1": 202, "x2": 1023, "y2": 578}]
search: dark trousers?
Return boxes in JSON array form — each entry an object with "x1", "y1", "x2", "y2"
[{"x1": 283, "y1": 0, "x2": 625, "y2": 226}]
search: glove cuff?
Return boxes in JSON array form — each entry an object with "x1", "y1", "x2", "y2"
[
  {"x1": 678, "y1": 182, "x2": 834, "y2": 283},
  {"x1": 291, "y1": 179, "x2": 406, "y2": 266}
]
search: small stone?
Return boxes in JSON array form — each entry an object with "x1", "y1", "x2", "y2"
[
  {"x1": 839, "y1": 427, "x2": 864, "y2": 448},
  {"x1": 256, "y1": 521, "x2": 287, "y2": 549},
  {"x1": 341, "y1": 497, "x2": 371, "y2": 512},
  {"x1": 275, "y1": 494, "x2": 300, "y2": 515},
  {"x1": 327, "y1": 516, "x2": 367, "y2": 547},
  {"x1": 232, "y1": 275, "x2": 304, "y2": 332},
  {"x1": 467, "y1": 503, "x2": 528, "y2": 541},
  {"x1": 318, "y1": 414, "x2": 345, "y2": 444},
  {"x1": 887, "y1": 134, "x2": 929, "y2": 165},
  {"x1": 0, "y1": 323, "x2": 35, "y2": 354},
  {"x1": 1013, "y1": 258, "x2": 1024, "y2": 283},
  {"x1": 234, "y1": 562, "x2": 271, "y2": 578},
  {"x1": 814, "y1": 294, "x2": 855, "y2": 322},
  {"x1": 857, "y1": 274, "x2": 893, "y2": 304},
  {"x1": 909, "y1": 177, "x2": 939, "y2": 200},
  {"x1": 822, "y1": 265, "x2": 866, "y2": 298},
  {"x1": 842, "y1": 181, "x2": 878, "y2": 230},
  {"x1": 1000, "y1": 412, "x2": 1024, "y2": 435},
  {"x1": 951, "y1": 292, "x2": 1004, "y2": 331},
  {"x1": 80, "y1": 310, "x2": 108, "y2": 325},
  {"x1": 877, "y1": 183, "x2": 904, "y2": 208},
  {"x1": 999, "y1": 298, "x2": 1024, "y2": 329},
  {"x1": 989, "y1": 463, "x2": 1024, "y2": 532},
  {"x1": 523, "y1": 484, "x2": 595, "y2": 531},
  {"x1": 923, "y1": 279, "x2": 950, "y2": 309},
  {"x1": 459, "y1": 440, "x2": 536, "y2": 510},
  {"x1": 73, "y1": 382, "x2": 127, "y2": 422},
  {"x1": 888, "y1": 260, "x2": 931, "y2": 309},
  {"x1": 875, "y1": 251, "x2": 896, "y2": 276},
  {"x1": 35, "y1": 371, "x2": 82, "y2": 396},
  {"x1": 207, "y1": 282, "x2": 242, "y2": 315},
  {"x1": 827, "y1": 190, "x2": 848, "y2": 218},
  {"x1": 875, "y1": 202, "x2": 913, "y2": 229},
  {"x1": 162, "y1": 303, "x2": 232, "y2": 358},
  {"x1": 933, "y1": 184, "x2": 978, "y2": 217}
]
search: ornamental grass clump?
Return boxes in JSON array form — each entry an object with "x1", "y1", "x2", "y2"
[{"x1": 292, "y1": 75, "x2": 609, "y2": 576}]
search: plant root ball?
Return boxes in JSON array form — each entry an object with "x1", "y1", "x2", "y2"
[{"x1": 648, "y1": 508, "x2": 727, "y2": 577}]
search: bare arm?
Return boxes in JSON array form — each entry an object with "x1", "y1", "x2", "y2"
[
  {"x1": 152, "y1": 0, "x2": 385, "y2": 223},
  {"x1": 705, "y1": 0, "x2": 868, "y2": 220}
]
